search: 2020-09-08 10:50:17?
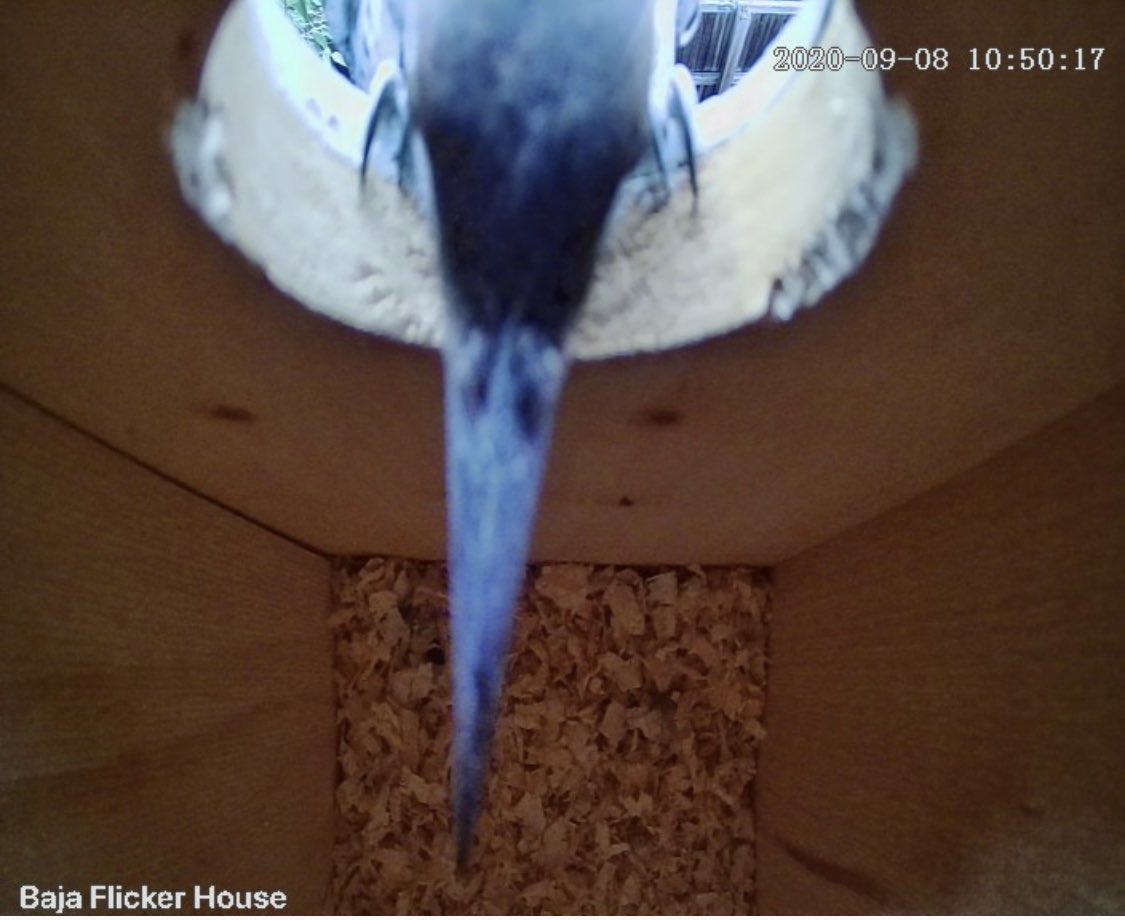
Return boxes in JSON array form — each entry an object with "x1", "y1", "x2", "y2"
[{"x1": 771, "y1": 45, "x2": 1105, "y2": 73}]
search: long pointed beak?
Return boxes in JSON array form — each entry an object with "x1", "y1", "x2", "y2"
[{"x1": 442, "y1": 314, "x2": 568, "y2": 870}]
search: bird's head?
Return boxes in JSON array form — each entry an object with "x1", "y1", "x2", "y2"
[
  {"x1": 408, "y1": 0, "x2": 657, "y2": 338},
  {"x1": 338, "y1": 0, "x2": 689, "y2": 870}
]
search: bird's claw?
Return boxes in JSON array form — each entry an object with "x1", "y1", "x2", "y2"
[
  {"x1": 639, "y1": 67, "x2": 700, "y2": 215},
  {"x1": 360, "y1": 63, "x2": 415, "y2": 196}
]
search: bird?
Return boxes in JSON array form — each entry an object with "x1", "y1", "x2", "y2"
[{"x1": 327, "y1": 0, "x2": 699, "y2": 870}]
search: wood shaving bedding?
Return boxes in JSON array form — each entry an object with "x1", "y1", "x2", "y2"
[{"x1": 331, "y1": 558, "x2": 770, "y2": 913}]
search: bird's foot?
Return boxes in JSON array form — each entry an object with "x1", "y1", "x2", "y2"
[
  {"x1": 639, "y1": 65, "x2": 699, "y2": 215},
  {"x1": 359, "y1": 61, "x2": 415, "y2": 197}
]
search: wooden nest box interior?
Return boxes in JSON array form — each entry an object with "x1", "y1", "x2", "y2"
[{"x1": 1, "y1": 0, "x2": 1122, "y2": 913}]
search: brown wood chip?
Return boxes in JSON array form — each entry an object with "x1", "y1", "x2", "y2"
[{"x1": 331, "y1": 558, "x2": 770, "y2": 913}]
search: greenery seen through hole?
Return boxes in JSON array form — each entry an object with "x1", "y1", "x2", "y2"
[{"x1": 280, "y1": 0, "x2": 343, "y2": 67}]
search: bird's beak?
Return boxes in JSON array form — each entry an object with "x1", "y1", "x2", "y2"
[{"x1": 442, "y1": 313, "x2": 568, "y2": 869}]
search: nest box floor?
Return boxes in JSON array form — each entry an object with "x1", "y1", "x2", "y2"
[{"x1": 330, "y1": 558, "x2": 771, "y2": 913}]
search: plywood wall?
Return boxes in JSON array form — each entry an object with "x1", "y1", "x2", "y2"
[
  {"x1": 1, "y1": 1, "x2": 1121, "y2": 564},
  {"x1": 0, "y1": 391, "x2": 335, "y2": 913},
  {"x1": 756, "y1": 383, "x2": 1125, "y2": 913}
]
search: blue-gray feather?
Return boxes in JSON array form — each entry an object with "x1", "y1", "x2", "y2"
[
  {"x1": 336, "y1": 0, "x2": 696, "y2": 869},
  {"x1": 408, "y1": 1, "x2": 658, "y2": 868}
]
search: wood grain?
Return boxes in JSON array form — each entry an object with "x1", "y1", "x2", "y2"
[
  {"x1": 757, "y1": 383, "x2": 1125, "y2": 913},
  {"x1": 0, "y1": 391, "x2": 335, "y2": 913},
  {"x1": 0, "y1": 1, "x2": 1122, "y2": 564}
]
